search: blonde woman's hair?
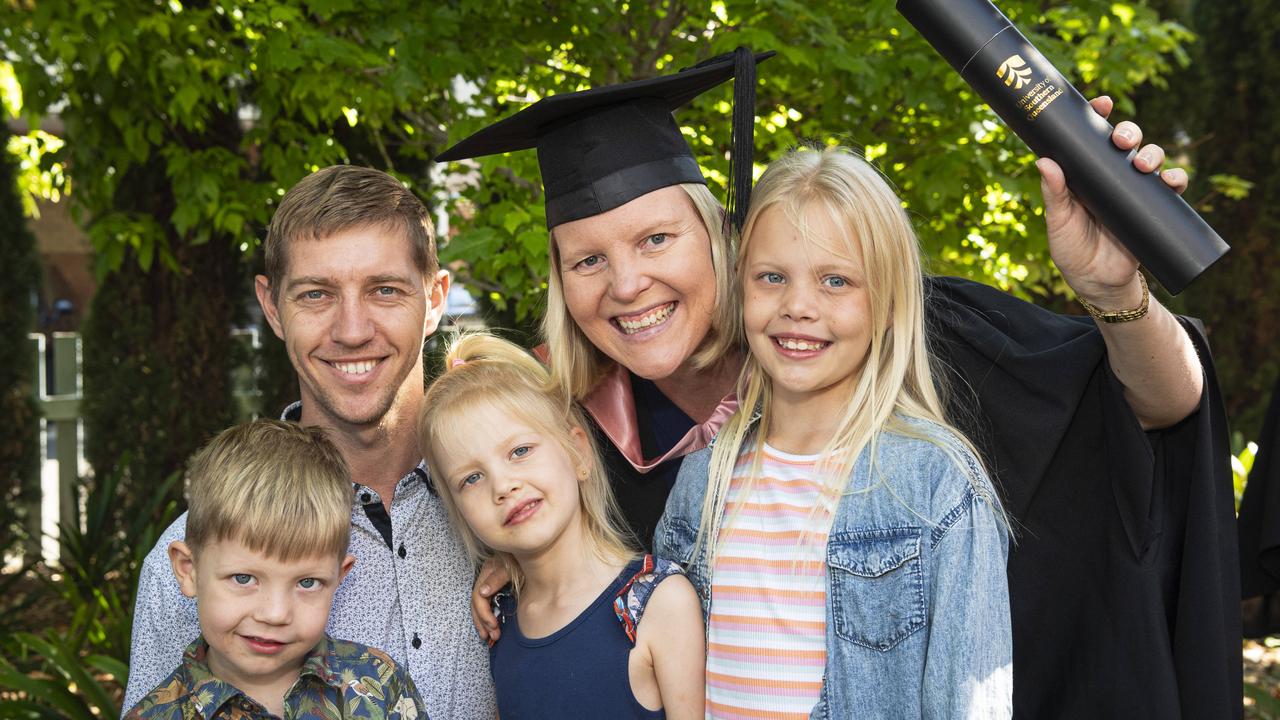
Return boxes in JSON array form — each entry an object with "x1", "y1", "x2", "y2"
[
  {"x1": 418, "y1": 333, "x2": 638, "y2": 594},
  {"x1": 185, "y1": 420, "x2": 352, "y2": 562},
  {"x1": 694, "y1": 146, "x2": 1005, "y2": 567},
  {"x1": 542, "y1": 183, "x2": 739, "y2": 400}
]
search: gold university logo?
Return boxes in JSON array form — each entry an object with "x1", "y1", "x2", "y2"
[{"x1": 997, "y1": 55, "x2": 1033, "y2": 89}]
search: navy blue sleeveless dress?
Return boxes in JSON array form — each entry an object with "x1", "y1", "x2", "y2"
[{"x1": 489, "y1": 555, "x2": 683, "y2": 719}]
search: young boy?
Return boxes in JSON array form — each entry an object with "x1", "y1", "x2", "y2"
[{"x1": 124, "y1": 420, "x2": 427, "y2": 719}]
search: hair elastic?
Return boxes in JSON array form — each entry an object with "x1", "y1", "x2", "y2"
[{"x1": 450, "y1": 358, "x2": 466, "y2": 369}]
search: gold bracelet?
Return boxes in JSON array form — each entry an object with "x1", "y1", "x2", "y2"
[{"x1": 1077, "y1": 271, "x2": 1150, "y2": 324}]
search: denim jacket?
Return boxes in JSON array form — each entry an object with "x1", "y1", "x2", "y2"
[{"x1": 655, "y1": 416, "x2": 1012, "y2": 719}]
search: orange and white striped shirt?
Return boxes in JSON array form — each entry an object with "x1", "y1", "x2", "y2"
[{"x1": 705, "y1": 444, "x2": 835, "y2": 720}]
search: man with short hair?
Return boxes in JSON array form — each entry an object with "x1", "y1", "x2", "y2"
[{"x1": 124, "y1": 166, "x2": 496, "y2": 719}]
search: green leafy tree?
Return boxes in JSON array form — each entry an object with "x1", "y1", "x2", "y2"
[
  {"x1": 1, "y1": 0, "x2": 508, "y2": 508},
  {"x1": 438, "y1": 0, "x2": 1195, "y2": 323},
  {"x1": 2, "y1": 0, "x2": 1198, "y2": 504},
  {"x1": 0, "y1": 121, "x2": 42, "y2": 556}
]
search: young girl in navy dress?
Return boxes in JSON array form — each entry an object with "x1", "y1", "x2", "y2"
[
  {"x1": 656, "y1": 147, "x2": 1013, "y2": 718},
  {"x1": 418, "y1": 333, "x2": 705, "y2": 719}
]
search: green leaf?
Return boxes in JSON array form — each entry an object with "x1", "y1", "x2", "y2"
[
  {"x1": 86, "y1": 654, "x2": 129, "y2": 686},
  {"x1": 1245, "y1": 682, "x2": 1280, "y2": 718},
  {"x1": 1209, "y1": 173, "x2": 1255, "y2": 201},
  {"x1": 440, "y1": 227, "x2": 503, "y2": 264},
  {"x1": 501, "y1": 206, "x2": 531, "y2": 234},
  {"x1": 174, "y1": 84, "x2": 200, "y2": 116},
  {"x1": 0, "y1": 658, "x2": 93, "y2": 720},
  {"x1": 107, "y1": 48, "x2": 125, "y2": 76},
  {"x1": 137, "y1": 236, "x2": 155, "y2": 271},
  {"x1": 0, "y1": 698, "x2": 65, "y2": 720},
  {"x1": 517, "y1": 228, "x2": 546, "y2": 255}
]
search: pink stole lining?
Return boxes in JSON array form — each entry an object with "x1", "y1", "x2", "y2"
[{"x1": 581, "y1": 363, "x2": 738, "y2": 473}]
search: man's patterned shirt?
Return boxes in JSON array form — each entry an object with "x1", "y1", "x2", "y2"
[{"x1": 124, "y1": 635, "x2": 425, "y2": 720}]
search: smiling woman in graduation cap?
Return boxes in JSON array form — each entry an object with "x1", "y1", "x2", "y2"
[
  {"x1": 438, "y1": 49, "x2": 1240, "y2": 719},
  {"x1": 438, "y1": 50, "x2": 767, "y2": 547}
]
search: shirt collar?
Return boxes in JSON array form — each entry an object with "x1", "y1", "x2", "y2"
[
  {"x1": 181, "y1": 636, "x2": 331, "y2": 718},
  {"x1": 353, "y1": 462, "x2": 434, "y2": 507},
  {"x1": 179, "y1": 637, "x2": 251, "y2": 719},
  {"x1": 580, "y1": 363, "x2": 738, "y2": 472},
  {"x1": 279, "y1": 403, "x2": 433, "y2": 495},
  {"x1": 280, "y1": 401, "x2": 302, "y2": 422},
  {"x1": 298, "y1": 634, "x2": 339, "y2": 686}
]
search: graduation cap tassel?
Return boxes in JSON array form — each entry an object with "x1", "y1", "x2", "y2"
[{"x1": 727, "y1": 46, "x2": 757, "y2": 234}]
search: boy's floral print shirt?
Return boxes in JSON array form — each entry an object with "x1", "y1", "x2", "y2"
[{"x1": 123, "y1": 634, "x2": 426, "y2": 720}]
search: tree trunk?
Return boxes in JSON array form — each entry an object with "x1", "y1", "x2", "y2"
[
  {"x1": 81, "y1": 156, "x2": 243, "y2": 515},
  {"x1": 0, "y1": 124, "x2": 43, "y2": 556},
  {"x1": 1176, "y1": 0, "x2": 1280, "y2": 442}
]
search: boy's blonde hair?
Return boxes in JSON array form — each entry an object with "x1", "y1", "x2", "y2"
[
  {"x1": 696, "y1": 146, "x2": 1004, "y2": 565},
  {"x1": 542, "y1": 183, "x2": 739, "y2": 400},
  {"x1": 419, "y1": 333, "x2": 637, "y2": 594},
  {"x1": 185, "y1": 420, "x2": 352, "y2": 561}
]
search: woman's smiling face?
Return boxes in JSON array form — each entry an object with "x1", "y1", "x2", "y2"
[{"x1": 553, "y1": 185, "x2": 718, "y2": 381}]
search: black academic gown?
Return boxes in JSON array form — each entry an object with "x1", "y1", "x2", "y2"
[
  {"x1": 927, "y1": 276, "x2": 1240, "y2": 719},
  {"x1": 1237, "y1": 375, "x2": 1280, "y2": 637},
  {"x1": 600, "y1": 275, "x2": 1241, "y2": 719},
  {"x1": 591, "y1": 374, "x2": 691, "y2": 549}
]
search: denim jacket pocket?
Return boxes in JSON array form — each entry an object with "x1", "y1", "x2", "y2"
[{"x1": 827, "y1": 527, "x2": 925, "y2": 652}]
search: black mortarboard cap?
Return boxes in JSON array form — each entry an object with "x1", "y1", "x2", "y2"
[{"x1": 436, "y1": 48, "x2": 774, "y2": 230}]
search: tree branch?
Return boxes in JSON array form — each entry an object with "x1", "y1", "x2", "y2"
[
  {"x1": 635, "y1": 1, "x2": 688, "y2": 76},
  {"x1": 371, "y1": 126, "x2": 395, "y2": 173}
]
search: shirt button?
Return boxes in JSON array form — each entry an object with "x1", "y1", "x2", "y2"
[
  {"x1": 398, "y1": 544, "x2": 407, "y2": 559},
  {"x1": 412, "y1": 633, "x2": 421, "y2": 649},
  {"x1": 360, "y1": 492, "x2": 372, "y2": 503}
]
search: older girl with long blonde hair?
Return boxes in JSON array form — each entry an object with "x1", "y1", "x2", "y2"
[{"x1": 656, "y1": 146, "x2": 1012, "y2": 718}]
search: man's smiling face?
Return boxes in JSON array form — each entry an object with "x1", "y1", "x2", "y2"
[{"x1": 257, "y1": 224, "x2": 446, "y2": 431}]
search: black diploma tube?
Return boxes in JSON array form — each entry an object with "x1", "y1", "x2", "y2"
[{"x1": 897, "y1": 0, "x2": 1228, "y2": 294}]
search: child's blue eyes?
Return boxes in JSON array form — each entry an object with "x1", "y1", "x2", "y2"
[
  {"x1": 231, "y1": 574, "x2": 322, "y2": 588},
  {"x1": 456, "y1": 445, "x2": 534, "y2": 489},
  {"x1": 757, "y1": 272, "x2": 851, "y2": 288}
]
